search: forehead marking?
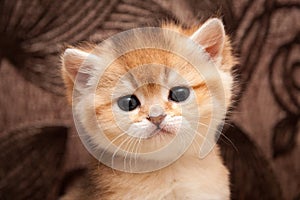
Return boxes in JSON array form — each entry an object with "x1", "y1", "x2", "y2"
[{"x1": 127, "y1": 71, "x2": 139, "y2": 88}]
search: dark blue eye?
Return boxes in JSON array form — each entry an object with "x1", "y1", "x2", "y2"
[
  {"x1": 168, "y1": 86, "x2": 190, "y2": 102},
  {"x1": 117, "y1": 95, "x2": 140, "y2": 111}
]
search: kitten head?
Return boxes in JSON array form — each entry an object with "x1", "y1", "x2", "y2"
[{"x1": 62, "y1": 18, "x2": 236, "y2": 171}]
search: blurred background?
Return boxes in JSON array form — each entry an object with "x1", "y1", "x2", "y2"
[{"x1": 0, "y1": 0, "x2": 299, "y2": 199}]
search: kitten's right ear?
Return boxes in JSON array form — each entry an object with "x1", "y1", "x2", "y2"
[
  {"x1": 62, "y1": 48, "x2": 100, "y2": 89},
  {"x1": 62, "y1": 48, "x2": 89, "y2": 82}
]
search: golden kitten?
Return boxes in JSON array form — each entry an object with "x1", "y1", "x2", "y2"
[{"x1": 61, "y1": 18, "x2": 236, "y2": 200}]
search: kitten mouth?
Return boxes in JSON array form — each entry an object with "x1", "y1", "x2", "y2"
[{"x1": 149, "y1": 127, "x2": 174, "y2": 137}]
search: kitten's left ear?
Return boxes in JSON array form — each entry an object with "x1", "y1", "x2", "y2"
[{"x1": 191, "y1": 18, "x2": 225, "y2": 61}]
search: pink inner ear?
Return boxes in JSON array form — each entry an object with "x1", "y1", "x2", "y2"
[
  {"x1": 63, "y1": 48, "x2": 90, "y2": 81},
  {"x1": 204, "y1": 34, "x2": 224, "y2": 58},
  {"x1": 63, "y1": 58, "x2": 81, "y2": 81},
  {"x1": 191, "y1": 19, "x2": 225, "y2": 60}
]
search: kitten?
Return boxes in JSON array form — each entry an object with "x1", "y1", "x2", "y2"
[{"x1": 61, "y1": 18, "x2": 236, "y2": 200}]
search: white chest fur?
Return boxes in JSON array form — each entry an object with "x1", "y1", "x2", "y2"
[{"x1": 107, "y1": 151, "x2": 230, "y2": 200}]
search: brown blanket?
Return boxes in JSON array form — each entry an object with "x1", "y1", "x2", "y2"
[{"x1": 0, "y1": 0, "x2": 299, "y2": 199}]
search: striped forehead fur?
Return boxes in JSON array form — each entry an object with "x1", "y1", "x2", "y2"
[
  {"x1": 84, "y1": 27, "x2": 213, "y2": 88},
  {"x1": 60, "y1": 19, "x2": 236, "y2": 199}
]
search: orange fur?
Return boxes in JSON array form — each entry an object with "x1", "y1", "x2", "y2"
[{"x1": 61, "y1": 18, "x2": 236, "y2": 200}]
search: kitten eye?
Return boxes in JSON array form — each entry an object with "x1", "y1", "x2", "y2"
[
  {"x1": 117, "y1": 95, "x2": 140, "y2": 111},
  {"x1": 168, "y1": 86, "x2": 190, "y2": 102}
]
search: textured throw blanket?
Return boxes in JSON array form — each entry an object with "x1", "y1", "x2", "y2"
[{"x1": 0, "y1": 0, "x2": 299, "y2": 199}]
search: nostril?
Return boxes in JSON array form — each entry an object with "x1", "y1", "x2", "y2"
[{"x1": 147, "y1": 115, "x2": 166, "y2": 126}]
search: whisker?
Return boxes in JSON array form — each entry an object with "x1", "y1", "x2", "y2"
[
  {"x1": 218, "y1": 133, "x2": 238, "y2": 152},
  {"x1": 134, "y1": 138, "x2": 142, "y2": 168},
  {"x1": 188, "y1": 120, "x2": 238, "y2": 152},
  {"x1": 111, "y1": 137, "x2": 131, "y2": 169},
  {"x1": 126, "y1": 138, "x2": 138, "y2": 172},
  {"x1": 129, "y1": 138, "x2": 140, "y2": 171},
  {"x1": 99, "y1": 132, "x2": 127, "y2": 161},
  {"x1": 123, "y1": 137, "x2": 136, "y2": 171}
]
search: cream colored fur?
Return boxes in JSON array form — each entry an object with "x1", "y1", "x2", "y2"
[{"x1": 61, "y1": 18, "x2": 236, "y2": 200}]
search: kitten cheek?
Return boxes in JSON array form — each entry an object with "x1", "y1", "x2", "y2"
[
  {"x1": 161, "y1": 116, "x2": 183, "y2": 132},
  {"x1": 128, "y1": 110, "x2": 143, "y2": 123},
  {"x1": 165, "y1": 102, "x2": 182, "y2": 117}
]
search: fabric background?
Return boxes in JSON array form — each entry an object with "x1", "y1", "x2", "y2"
[{"x1": 0, "y1": 0, "x2": 299, "y2": 199}]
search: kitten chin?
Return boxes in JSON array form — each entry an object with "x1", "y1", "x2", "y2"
[{"x1": 61, "y1": 18, "x2": 236, "y2": 200}]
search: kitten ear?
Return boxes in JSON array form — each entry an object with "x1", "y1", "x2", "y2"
[
  {"x1": 62, "y1": 48, "x2": 100, "y2": 89},
  {"x1": 191, "y1": 18, "x2": 225, "y2": 61},
  {"x1": 62, "y1": 48, "x2": 89, "y2": 81}
]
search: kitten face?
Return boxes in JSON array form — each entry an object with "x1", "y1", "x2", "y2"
[
  {"x1": 90, "y1": 48, "x2": 224, "y2": 154},
  {"x1": 94, "y1": 53, "x2": 207, "y2": 153},
  {"x1": 62, "y1": 18, "x2": 236, "y2": 171}
]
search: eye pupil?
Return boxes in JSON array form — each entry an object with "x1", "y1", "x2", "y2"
[
  {"x1": 118, "y1": 95, "x2": 140, "y2": 111},
  {"x1": 169, "y1": 86, "x2": 190, "y2": 102}
]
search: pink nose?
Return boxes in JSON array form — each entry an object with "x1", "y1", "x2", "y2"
[{"x1": 147, "y1": 115, "x2": 166, "y2": 126}]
